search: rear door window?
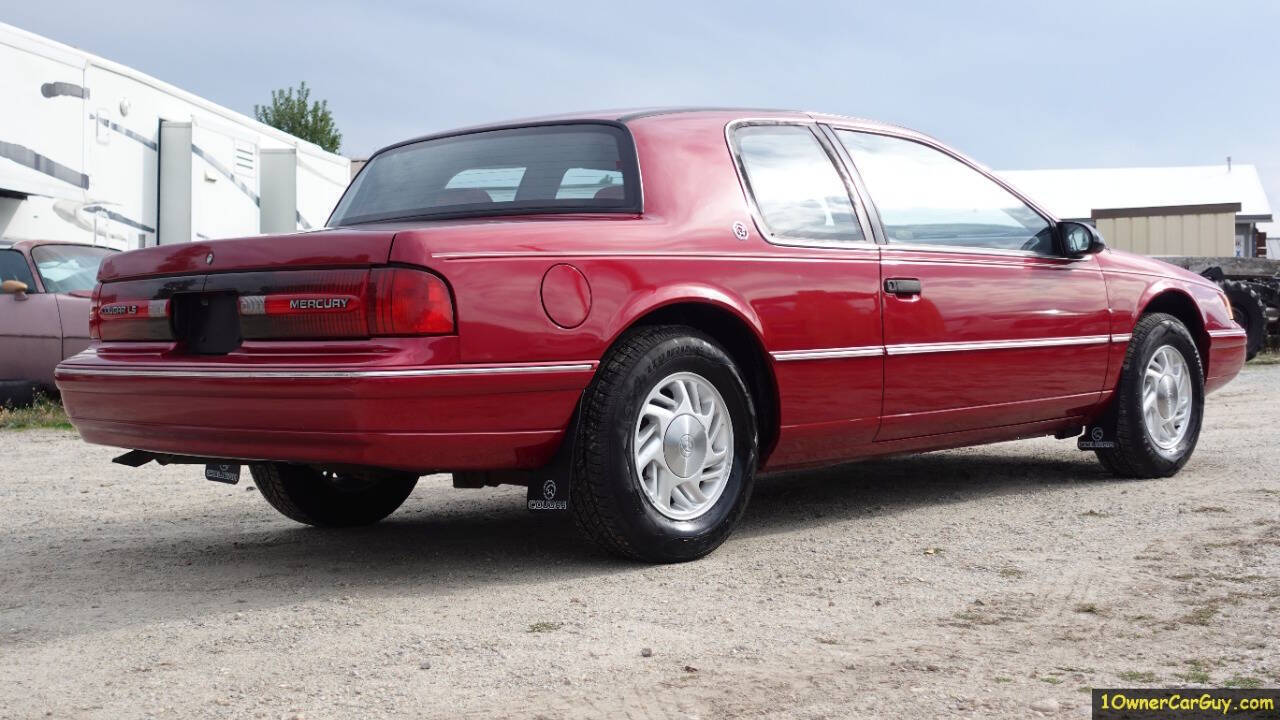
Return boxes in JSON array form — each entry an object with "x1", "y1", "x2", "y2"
[{"x1": 733, "y1": 125, "x2": 863, "y2": 243}]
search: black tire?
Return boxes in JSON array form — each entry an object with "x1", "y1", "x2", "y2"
[
  {"x1": 572, "y1": 325, "x2": 758, "y2": 563},
  {"x1": 1220, "y1": 280, "x2": 1266, "y2": 360},
  {"x1": 249, "y1": 464, "x2": 418, "y2": 527},
  {"x1": 1095, "y1": 313, "x2": 1204, "y2": 479}
]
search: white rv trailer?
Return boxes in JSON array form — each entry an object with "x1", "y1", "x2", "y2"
[{"x1": 0, "y1": 22, "x2": 350, "y2": 251}]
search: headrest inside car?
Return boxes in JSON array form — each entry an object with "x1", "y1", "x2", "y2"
[{"x1": 431, "y1": 188, "x2": 493, "y2": 206}]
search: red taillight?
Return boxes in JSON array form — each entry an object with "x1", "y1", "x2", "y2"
[
  {"x1": 369, "y1": 268, "x2": 454, "y2": 336},
  {"x1": 94, "y1": 283, "x2": 172, "y2": 342},
  {"x1": 91, "y1": 267, "x2": 453, "y2": 344},
  {"x1": 89, "y1": 282, "x2": 102, "y2": 340}
]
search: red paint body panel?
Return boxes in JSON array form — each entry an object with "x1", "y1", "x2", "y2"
[
  {"x1": 55, "y1": 110, "x2": 1247, "y2": 474},
  {"x1": 878, "y1": 250, "x2": 1110, "y2": 439}
]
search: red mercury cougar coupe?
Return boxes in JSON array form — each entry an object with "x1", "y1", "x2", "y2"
[{"x1": 56, "y1": 109, "x2": 1247, "y2": 562}]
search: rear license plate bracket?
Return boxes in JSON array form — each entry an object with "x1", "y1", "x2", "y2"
[{"x1": 172, "y1": 292, "x2": 242, "y2": 354}]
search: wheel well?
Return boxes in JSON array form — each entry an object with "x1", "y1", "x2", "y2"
[
  {"x1": 1141, "y1": 290, "x2": 1209, "y2": 371},
  {"x1": 621, "y1": 303, "x2": 780, "y2": 462}
]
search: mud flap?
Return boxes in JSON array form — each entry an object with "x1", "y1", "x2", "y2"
[
  {"x1": 1076, "y1": 425, "x2": 1117, "y2": 450},
  {"x1": 204, "y1": 463, "x2": 241, "y2": 484},
  {"x1": 527, "y1": 475, "x2": 570, "y2": 511},
  {"x1": 1077, "y1": 403, "x2": 1118, "y2": 450},
  {"x1": 526, "y1": 396, "x2": 583, "y2": 512}
]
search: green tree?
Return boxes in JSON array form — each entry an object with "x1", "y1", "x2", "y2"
[{"x1": 254, "y1": 81, "x2": 342, "y2": 153}]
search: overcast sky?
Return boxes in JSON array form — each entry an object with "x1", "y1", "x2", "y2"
[{"x1": 7, "y1": 1, "x2": 1279, "y2": 211}]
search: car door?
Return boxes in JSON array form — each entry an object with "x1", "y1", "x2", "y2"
[
  {"x1": 828, "y1": 127, "x2": 1111, "y2": 441},
  {"x1": 0, "y1": 248, "x2": 63, "y2": 388},
  {"x1": 28, "y1": 244, "x2": 114, "y2": 360},
  {"x1": 727, "y1": 121, "x2": 884, "y2": 465}
]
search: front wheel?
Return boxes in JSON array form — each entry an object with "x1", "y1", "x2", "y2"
[
  {"x1": 249, "y1": 464, "x2": 418, "y2": 527},
  {"x1": 572, "y1": 325, "x2": 758, "y2": 563},
  {"x1": 1095, "y1": 312, "x2": 1204, "y2": 478}
]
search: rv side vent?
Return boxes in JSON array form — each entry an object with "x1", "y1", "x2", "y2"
[{"x1": 233, "y1": 141, "x2": 256, "y2": 179}]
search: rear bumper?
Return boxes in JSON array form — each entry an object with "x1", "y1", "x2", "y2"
[{"x1": 55, "y1": 352, "x2": 595, "y2": 472}]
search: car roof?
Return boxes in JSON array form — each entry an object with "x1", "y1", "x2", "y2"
[{"x1": 367, "y1": 107, "x2": 924, "y2": 158}]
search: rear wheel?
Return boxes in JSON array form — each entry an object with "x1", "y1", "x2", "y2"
[
  {"x1": 249, "y1": 464, "x2": 418, "y2": 527},
  {"x1": 1095, "y1": 313, "x2": 1204, "y2": 478},
  {"x1": 1220, "y1": 280, "x2": 1266, "y2": 360},
  {"x1": 572, "y1": 325, "x2": 758, "y2": 563}
]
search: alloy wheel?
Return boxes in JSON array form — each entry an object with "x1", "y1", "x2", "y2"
[{"x1": 632, "y1": 371, "x2": 734, "y2": 520}]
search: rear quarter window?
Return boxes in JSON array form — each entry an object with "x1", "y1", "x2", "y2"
[{"x1": 732, "y1": 124, "x2": 864, "y2": 243}]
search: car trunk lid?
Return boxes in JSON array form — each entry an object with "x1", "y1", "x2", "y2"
[{"x1": 98, "y1": 228, "x2": 397, "y2": 282}]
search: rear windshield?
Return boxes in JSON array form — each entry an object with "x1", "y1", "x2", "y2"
[{"x1": 329, "y1": 123, "x2": 640, "y2": 225}]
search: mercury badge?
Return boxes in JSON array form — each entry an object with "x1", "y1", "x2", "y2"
[
  {"x1": 205, "y1": 252, "x2": 214, "y2": 265},
  {"x1": 732, "y1": 221, "x2": 749, "y2": 241}
]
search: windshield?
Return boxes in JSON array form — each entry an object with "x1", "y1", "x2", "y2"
[
  {"x1": 30, "y1": 244, "x2": 115, "y2": 294},
  {"x1": 329, "y1": 123, "x2": 640, "y2": 226}
]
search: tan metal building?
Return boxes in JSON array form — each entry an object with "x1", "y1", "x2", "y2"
[
  {"x1": 1092, "y1": 202, "x2": 1240, "y2": 256},
  {"x1": 999, "y1": 165, "x2": 1272, "y2": 258}
]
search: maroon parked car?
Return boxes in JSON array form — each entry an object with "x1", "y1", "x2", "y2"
[
  {"x1": 56, "y1": 109, "x2": 1246, "y2": 562},
  {"x1": 1, "y1": 240, "x2": 117, "y2": 405}
]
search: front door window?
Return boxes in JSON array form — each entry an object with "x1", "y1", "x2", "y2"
[{"x1": 836, "y1": 130, "x2": 1054, "y2": 255}]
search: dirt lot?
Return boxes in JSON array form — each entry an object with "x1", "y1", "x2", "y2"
[{"x1": 1, "y1": 365, "x2": 1277, "y2": 720}]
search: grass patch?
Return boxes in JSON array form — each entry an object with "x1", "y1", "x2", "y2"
[
  {"x1": 994, "y1": 676, "x2": 1012, "y2": 683},
  {"x1": 1181, "y1": 601, "x2": 1223, "y2": 626},
  {"x1": 1249, "y1": 351, "x2": 1280, "y2": 366},
  {"x1": 998, "y1": 567, "x2": 1024, "y2": 578},
  {"x1": 526, "y1": 621, "x2": 563, "y2": 633},
  {"x1": 1073, "y1": 603, "x2": 1100, "y2": 614},
  {"x1": 1176, "y1": 669, "x2": 1211, "y2": 684},
  {"x1": 1225, "y1": 675, "x2": 1263, "y2": 689},
  {"x1": 0, "y1": 394, "x2": 71, "y2": 430},
  {"x1": 1117, "y1": 670, "x2": 1159, "y2": 684},
  {"x1": 1040, "y1": 676, "x2": 1063, "y2": 684}
]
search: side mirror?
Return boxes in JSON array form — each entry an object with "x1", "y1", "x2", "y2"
[
  {"x1": 1059, "y1": 221, "x2": 1105, "y2": 257},
  {"x1": 1, "y1": 279, "x2": 28, "y2": 300}
]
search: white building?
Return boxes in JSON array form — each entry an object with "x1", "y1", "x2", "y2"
[{"x1": 0, "y1": 22, "x2": 350, "y2": 251}]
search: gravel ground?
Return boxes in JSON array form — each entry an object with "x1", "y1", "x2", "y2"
[{"x1": 1, "y1": 365, "x2": 1277, "y2": 720}]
